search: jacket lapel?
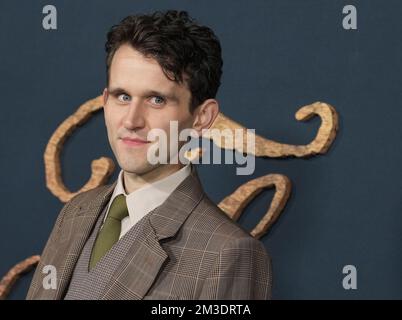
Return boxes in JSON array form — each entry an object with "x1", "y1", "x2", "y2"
[
  {"x1": 51, "y1": 182, "x2": 116, "y2": 299},
  {"x1": 101, "y1": 166, "x2": 204, "y2": 300}
]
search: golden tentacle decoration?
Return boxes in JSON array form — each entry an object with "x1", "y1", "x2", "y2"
[
  {"x1": 44, "y1": 96, "x2": 115, "y2": 203},
  {"x1": 0, "y1": 255, "x2": 40, "y2": 300},
  {"x1": 218, "y1": 174, "x2": 291, "y2": 239},
  {"x1": 45, "y1": 98, "x2": 338, "y2": 202},
  {"x1": 204, "y1": 101, "x2": 338, "y2": 157}
]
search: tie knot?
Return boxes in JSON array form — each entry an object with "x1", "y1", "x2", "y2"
[{"x1": 108, "y1": 194, "x2": 129, "y2": 221}]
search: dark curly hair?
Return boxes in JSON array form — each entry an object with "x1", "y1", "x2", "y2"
[{"x1": 105, "y1": 10, "x2": 223, "y2": 112}]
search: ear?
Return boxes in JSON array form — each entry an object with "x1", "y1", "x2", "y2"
[
  {"x1": 192, "y1": 99, "x2": 220, "y2": 135},
  {"x1": 103, "y1": 88, "x2": 109, "y2": 106}
]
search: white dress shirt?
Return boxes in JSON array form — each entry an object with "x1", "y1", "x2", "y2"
[{"x1": 103, "y1": 164, "x2": 191, "y2": 239}]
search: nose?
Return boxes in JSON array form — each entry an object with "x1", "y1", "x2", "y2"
[{"x1": 123, "y1": 99, "x2": 146, "y2": 131}]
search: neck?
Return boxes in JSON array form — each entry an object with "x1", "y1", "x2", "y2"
[{"x1": 122, "y1": 163, "x2": 184, "y2": 194}]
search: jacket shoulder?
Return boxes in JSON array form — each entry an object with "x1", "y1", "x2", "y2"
[
  {"x1": 179, "y1": 194, "x2": 258, "y2": 252},
  {"x1": 69, "y1": 184, "x2": 113, "y2": 205},
  {"x1": 59, "y1": 183, "x2": 114, "y2": 218}
]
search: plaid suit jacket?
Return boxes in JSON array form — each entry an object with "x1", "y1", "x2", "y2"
[{"x1": 26, "y1": 166, "x2": 272, "y2": 300}]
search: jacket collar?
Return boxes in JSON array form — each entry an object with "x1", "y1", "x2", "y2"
[{"x1": 83, "y1": 164, "x2": 204, "y2": 240}]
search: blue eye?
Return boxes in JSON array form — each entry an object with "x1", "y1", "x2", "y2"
[
  {"x1": 117, "y1": 94, "x2": 131, "y2": 102},
  {"x1": 150, "y1": 96, "x2": 165, "y2": 105}
]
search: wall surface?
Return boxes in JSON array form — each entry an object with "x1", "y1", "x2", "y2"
[{"x1": 1, "y1": 0, "x2": 401, "y2": 299}]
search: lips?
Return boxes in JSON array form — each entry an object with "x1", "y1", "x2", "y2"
[{"x1": 120, "y1": 137, "x2": 150, "y2": 146}]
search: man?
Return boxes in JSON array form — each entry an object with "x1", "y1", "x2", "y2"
[{"x1": 27, "y1": 10, "x2": 272, "y2": 300}]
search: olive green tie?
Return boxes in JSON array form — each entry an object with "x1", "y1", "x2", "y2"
[{"x1": 89, "y1": 194, "x2": 129, "y2": 270}]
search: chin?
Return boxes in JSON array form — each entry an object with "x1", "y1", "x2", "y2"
[{"x1": 119, "y1": 159, "x2": 159, "y2": 176}]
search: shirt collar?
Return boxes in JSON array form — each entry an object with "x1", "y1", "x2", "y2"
[{"x1": 108, "y1": 164, "x2": 192, "y2": 224}]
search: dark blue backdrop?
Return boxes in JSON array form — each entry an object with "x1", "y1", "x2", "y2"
[{"x1": 1, "y1": 0, "x2": 401, "y2": 299}]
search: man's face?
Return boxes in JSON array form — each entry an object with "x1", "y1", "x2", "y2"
[{"x1": 103, "y1": 44, "x2": 194, "y2": 175}]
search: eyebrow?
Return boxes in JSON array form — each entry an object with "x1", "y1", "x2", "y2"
[{"x1": 108, "y1": 87, "x2": 180, "y2": 103}]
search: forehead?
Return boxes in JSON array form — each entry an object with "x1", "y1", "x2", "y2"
[{"x1": 109, "y1": 44, "x2": 189, "y2": 96}]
